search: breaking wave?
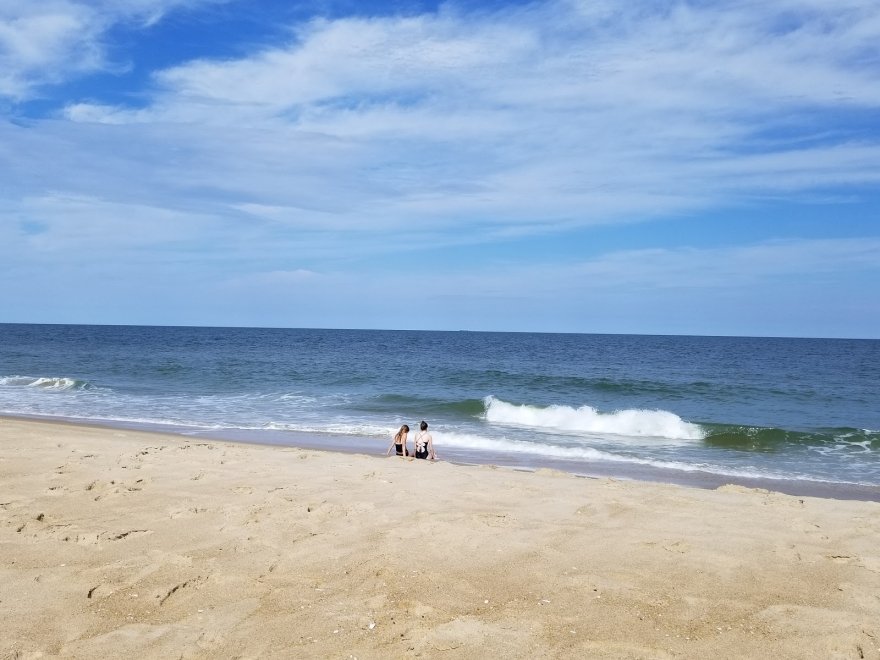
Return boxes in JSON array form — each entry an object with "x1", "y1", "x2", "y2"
[
  {"x1": 483, "y1": 395, "x2": 705, "y2": 441},
  {"x1": 0, "y1": 375, "x2": 92, "y2": 391}
]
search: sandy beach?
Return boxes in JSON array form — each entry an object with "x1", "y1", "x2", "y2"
[{"x1": 1, "y1": 417, "x2": 878, "y2": 659}]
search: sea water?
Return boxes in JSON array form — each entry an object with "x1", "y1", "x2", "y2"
[{"x1": 1, "y1": 324, "x2": 878, "y2": 494}]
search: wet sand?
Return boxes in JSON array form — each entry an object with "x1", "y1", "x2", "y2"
[{"x1": 2, "y1": 417, "x2": 879, "y2": 658}]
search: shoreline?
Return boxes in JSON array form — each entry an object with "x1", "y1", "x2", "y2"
[
  {"x1": 4, "y1": 412, "x2": 879, "y2": 502},
  {"x1": 2, "y1": 415, "x2": 879, "y2": 657}
]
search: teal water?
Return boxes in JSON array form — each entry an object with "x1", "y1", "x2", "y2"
[{"x1": 1, "y1": 324, "x2": 878, "y2": 491}]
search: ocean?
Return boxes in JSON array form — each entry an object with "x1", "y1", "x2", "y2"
[{"x1": 1, "y1": 324, "x2": 878, "y2": 497}]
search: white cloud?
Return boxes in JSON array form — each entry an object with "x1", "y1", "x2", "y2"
[
  {"x1": 0, "y1": 0, "x2": 228, "y2": 99},
  {"x1": 564, "y1": 238, "x2": 880, "y2": 290},
  {"x1": 188, "y1": 236, "x2": 879, "y2": 335},
  {"x1": 5, "y1": 193, "x2": 221, "y2": 255},
  {"x1": 152, "y1": 13, "x2": 537, "y2": 110},
  {"x1": 0, "y1": 2, "x2": 100, "y2": 98},
  {"x1": 214, "y1": 236, "x2": 880, "y2": 303},
  {"x1": 50, "y1": 1, "x2": 880, "y2": 232},
  {"x1": 2, "y1": 1, "x2": 880, "y2": 335}
]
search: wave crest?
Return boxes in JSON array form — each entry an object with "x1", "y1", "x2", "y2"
[
  {"x1": 483, "y1": 396, "x2": 705, "y2": 441},
  {"x1": 0, "y1": 375, "x2": 91, "y2": 391}
]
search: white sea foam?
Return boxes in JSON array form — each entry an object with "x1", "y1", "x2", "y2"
[
  {"x1": 264, "y1": 421, "x2": 394, "y2": 438},
  {"x1": 483, "y1": 396, "x2": 705, "y2": 441},
  {"x1": 0, "y1": 375, "x2": 87, "y2": 391},
  {"x1": 436, "y1": 431, "x2": 615, "y2": 461},
  {"x1": 432, "y1": 431, "x2": 811, "y2": 481}
]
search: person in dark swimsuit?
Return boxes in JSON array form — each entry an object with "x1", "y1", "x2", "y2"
[
  {"x1": 386, "y1": 424, "x2": 410, "y2": 457},
  {"x1": 413, "y1": 420, "x2": 436, "y2": 460}
]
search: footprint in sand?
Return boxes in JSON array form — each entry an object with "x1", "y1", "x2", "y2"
[
  {"x1": 11, "y1": 513, "x2": 75, "y2": 541},
  {"x1": 87, "y1": 584, "x2": 114, "y2": 600},
  {"x1": 305, "y1": 500, "x2": 350, "y2": 519},
  {"x1": 85, "y1": 478, "x2": 149, "y2": 499},
  {"x1": 137, "y1": 445, "x2": 169, "y2": 456},
  {"x1": 662, "y1": 540, "x2": 690, "y2": 554},
  {"x1": 63, "y1": 533, "x2": 102, "y2": 545},
  {"x1": 474, "y1": 512, "x2": 514, "y2": 528},
  {"x1": 61, "y1": 529, "x2": 152, "y2": 545},
  {"x1": 99, "y1": 529, "x2": 153, "y2": 542},
  {"x1": 826, "y1": 553, "x2": 861, "y2": 566},
  {"x1": 168, "y1": 506, "x2": 208, "y2": 519},
  {"x1": 156, "y1": 575, "x2": 206, "y2": 606},
  {"x1": 182, "y1": 442, "x2": 214, "y2": 449}
]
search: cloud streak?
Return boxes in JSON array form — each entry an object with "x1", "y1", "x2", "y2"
[
  {"x1": 194, "y1": 237, "x2": 880, "y2": 336},
  {"x1": 0, "y1": 0, "x2": 229, "y2": 99},
  {"x1": 2, "y1": 0, "x2": 879, "y2": 334},
  {"x1": 46, "y1": 0, "x2": 880, "y2": 235}
]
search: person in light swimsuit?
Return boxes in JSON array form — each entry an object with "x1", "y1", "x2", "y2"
[
  {"x1": 386, "y1": 424, "x2": 410, "y2": 457},
  {"x1": 413, "y1": 420, "x2": 436, "y2": 460}
]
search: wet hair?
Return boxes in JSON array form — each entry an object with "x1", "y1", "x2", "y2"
[{"x1": 420, "y1": 421, "x2": 428, "y2": 431}]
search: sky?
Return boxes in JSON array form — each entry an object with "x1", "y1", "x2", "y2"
[{"x1": 1, "y1": 0, "x2": 879, "y2": 337}]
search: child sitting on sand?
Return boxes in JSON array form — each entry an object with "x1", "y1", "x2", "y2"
[
  {"x1": 413, "y1": 421, "x2": 436, "y2": 460},
  {"x1": 386, "y1": 424, "x2": 410, "y2": 458}
]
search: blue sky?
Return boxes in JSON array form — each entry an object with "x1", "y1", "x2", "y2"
[{"x1": 1, "y1": 0, "x2": 879, "y2": 337}]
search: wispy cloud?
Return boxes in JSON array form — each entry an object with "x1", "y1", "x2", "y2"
[
  {"x1": 565, "y1": 238, "x2": 880, "y2": 290},
  {"x1": 197, "y1": 237, "x2": 879, "y2": 335},
  {"x1": 45, "y1": 0, "x2": 880, "y2": 238},
  {"x1": 0, "y1": 0, "x2": 228, "y2": 99},
  {"x1": 2, "y1": 1, "x2": 879, "y2": 333},
  {"x1": 1, "y1": 2, "x2": 101, "y2": 99}
]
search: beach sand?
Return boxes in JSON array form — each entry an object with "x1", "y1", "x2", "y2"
[{"x1": 1, "y1": 417, "x2": 878, "y2": 659}]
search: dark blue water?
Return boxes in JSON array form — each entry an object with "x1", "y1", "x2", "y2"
[{"x1": 1, "y1": 324, "x2": 878, "y2": 488}]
